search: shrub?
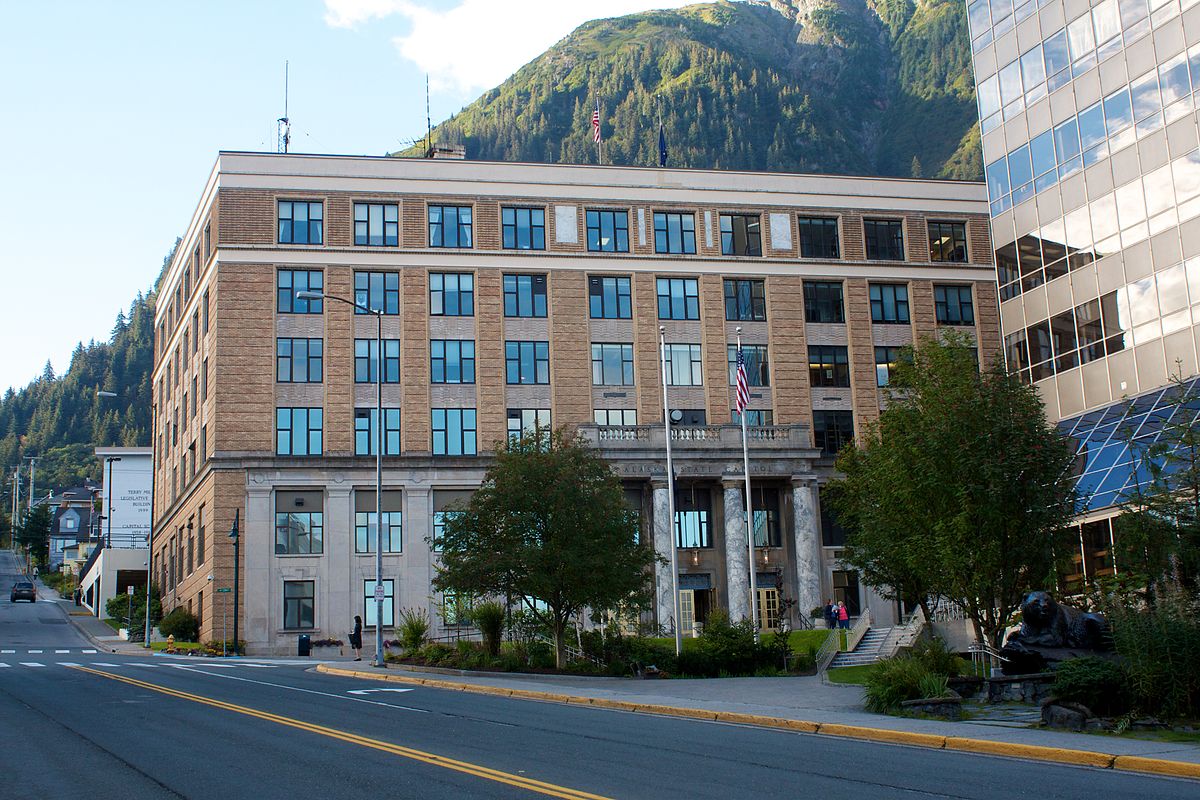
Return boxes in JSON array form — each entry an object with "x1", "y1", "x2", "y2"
[
  {"x1": 864, "y1": 655, "x2": 939, "y2": 712},
  {"x1": 698, "y1": 611, "x2": 766, "y2": 676},
  {"x1": 472, "y1": 601, "x2": 506, "y2": 657},
  {"x1": 909, "y1": 636, "x2": 966, "y2": 677},
  {"x1": 419, "y1": 643, "x2": 454, "y2": 665},
  {"x1": 1106, "y1": 587, "x2": 1200, "y2": 719},
  {"x1": 397, "y1": 608, "x2": 430, "y2": 655},
  {"x1": 1053, "y1": 656, "x2": 1129, "y2": 716},
  {"x1": 159, "y1": 607, "x2": 200, "y2": 642}
]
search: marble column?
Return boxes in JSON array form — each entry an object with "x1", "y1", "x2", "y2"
[
  {"x1": 722, "y1": 479, "x2": 751, "y2": 623},
  {"x1": 791, "y1": 474, "x2": 823, "y2": 618},
  {"x1": 651, "y1": 480, "x2": 676, "y2": 633}
]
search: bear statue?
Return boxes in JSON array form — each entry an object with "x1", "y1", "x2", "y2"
[{"x1": 999, "y1": 591, "x2": 1110, "y2": 675}]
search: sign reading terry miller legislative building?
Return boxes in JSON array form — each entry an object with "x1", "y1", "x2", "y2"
[{"x1": 95, "y1": 447, "x2": 152, "y2": 549}]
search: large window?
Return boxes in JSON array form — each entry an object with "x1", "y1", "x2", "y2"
[
  {"x1": 430, "y1": 272, "x2": 474, "y2": 316},
  {"x1": 809, "y1": 345, "x2": 850, "y2": 387},
  {"x1": 588, "y1": 276, "x2": 632, "y2": 319},
  {"x1": 277, "y1": 270, "x2": 323, "y2": 314},
  {"x1": 653, "y1": 212, "x2": 696, "y2": 254},
  {"x1": 354, "y1": 203, "x2": 398, "y2": 247},
  {"x1": 799, "y1": 217, "x2": 840, "y2": 259},
  {"x1": 720, "y1": 213, "x2": 762, "y2": 256},
  {"x1": 503, "y1": 274, "x2": 547, "y2": 317},
  {"x1": 354, "y1": 271, "x2": 400, "y2": 315},
  {"x1": 432, "y1": 408, "x2": 477, "y2": 456},
  {"x1": 724, "y1": 279, "x2": 766, "y2": 321},
  {"x1": 430, "y1": 339, "x2": 476, "y2": 384},
  {"x1": 428, "y1": 205, "x2": 473, "y2": 248},
  {"x1": 733, "y1": 409, "x2": 774, "y2": 426},
  {"x1": 355, "y1": 491, "x2": 402, "y2": 553},
  {"x1": 502, "y1": 207, "x2": 546, "y2": 250},
  {"x1": 935, "y1": 285, "x2": 975, "y2": 325},
  {"x1": 586, "y1": 209, "x2": 629, "y2": 252},
  {"x1": 283, "y1": 581, "x2": 315, "y2": 629},
  {"x1": 432, "y1": 489, "x2": 472, "y2": 550},
  {"x1": 507, "y1": 408, "x2": 551, "y2": 441},
  {"x1": 442, "y1": 591, "x2": 474, "y2": 626},
  {"x1": 750, "y1": 487, "x2": 781, "y2": 547},
  {"x1": 276, "y1": 338, "x2": 323, "y2": 383},
  {"x1": 364, "y1": 579, "x2": 395, "y2": 627},
  {"x1": 656, "y1": 277, "x2": 700, "y2": 320},
  {"x1": 354, "y1": 408, "x2": 401, "y2": 456},
  {"x1": 594, "y1": 409, "x2": 637, "y2": 426},
  {"x1": 275, "y1": 408, "x2": 322, "y2": 456},
  {"x1": 869, "y1": 283, "x2": 910, "y2": 324},
  {"x1": 664, "y1": 343, "x2": 703, "y2": 386},
  {"x1": 928, "y1": 221, "x2": 967, "y2": 262},
  {"x1": 675, "y1": 487, "x2": 711, "y2": 548},
  {"x1": 354, "y1": 339, "x2": 401, "y2": 383},
  {"x1": 505, "y1": 341, "x2": 550, "y2": 385},
  {"x1": 864, "y1": 219, "x2": 905, "y2": 261},
  {"x1": 875, "y1": 346, "x2": 901, "y2": 387},
  {"x1": 728, "y1": 345, "x2": 769, "y2": 386},
  {"x1": 803, "y1": 281, "x2": 844, "y2": 323},
  {"x1": 813, "y1": 410, "x2": 854, "y2": 456},
  {"x1": 275, "y1": 491, "x2": 323, "y2": 555},
  {"x1": 278, "y1": 201, "x2": 323, "y2": 245},
  {"x1": 591, "y1": 343, "x2": 634, "y2": 386}
]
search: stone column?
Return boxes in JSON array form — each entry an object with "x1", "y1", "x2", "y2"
[
  {"x1": 722, "y1": 478, "x2": 750, "y2": 623},
  {"x1": 791, "y1": 474, "x2": 822, "y2": 618},
  {"x1": 244, "y1": 480, "x2": 273, "y2": 654},
  {"x1": 402, "y1": 486, "x2": 433, "y2": 625},
  {"x1": 651, "y1": 479, "x2": 676, "y2": 633}
]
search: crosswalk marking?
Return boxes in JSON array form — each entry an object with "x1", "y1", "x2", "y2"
[
  {"x1": 19, "y1": 662, "x2": 44, "y2": 667},
  {"x1": 0, "y1": 663, "x2": 9, "y2": 668},
  {"x1": 59, "y1": 662, "x2": 81, "y2": 667},
  {"x1": 91, "y1": 662, "x2": 120, "y2": 667},
  {"x1": 55, "y1": 649, "x2": 69, "y2": 654},
  {"x1": 241, "y1": 664, "x2": 276, "y2": 668},
  {"x1": 82, "y1": 649, "x2": 97, "y2": 654},
  {"x1": 28, "y1": 650, "x2": 42, "y2": 654},
  {"x1": 1, "y1": 650, "x2": 13, "y2": 654}
]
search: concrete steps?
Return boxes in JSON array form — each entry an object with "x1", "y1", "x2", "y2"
[{"x1": 829, "y1": 626, "x2": 894, "y2": 668}]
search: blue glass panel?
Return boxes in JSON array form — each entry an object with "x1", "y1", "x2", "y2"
[
  {"x1": 1030, "y1": 130, "x2": 1056, "y2": 177},
  {"x1": 1077, "y1": 102, "x2": 1106, "y2": 150},
  {"x1": 1008, "y1": 144, "x2": 1033, "y2": 189},
  {"x1": 986, "y1": 158, "x2": 1010, "y2": 199}
]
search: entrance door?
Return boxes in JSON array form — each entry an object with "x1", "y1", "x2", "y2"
[
  {"x1": 756, "y1": 588, "x2": 780, "y2": 632},
  {"x1": 832, "y1": 570, "x2": 861, "y2": 617},
  {"x1": 679, "y1": 589, "x2": 696, "y2": 637}
]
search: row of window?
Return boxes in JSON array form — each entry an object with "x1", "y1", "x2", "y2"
[
  {"x1": 274, "y1": 200, "x2": 970, "y2": 263},
  {"x1": 280, "y1": 578, "x2": 397, "y2": 629},
  {"x1": 160, "y1": 505, "x2": 208, "y2": 594}
]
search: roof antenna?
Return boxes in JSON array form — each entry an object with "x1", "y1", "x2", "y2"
[
  {"x1": 425, "y1": 73, "x2": 432, "y2": 157},
  {"x1": 277, "y1": 61, "x2": 291, "y2": 154}
]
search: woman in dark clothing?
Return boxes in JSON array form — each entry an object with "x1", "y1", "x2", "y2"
[{"x1": 350, "y1": 615, "x2": 363, "y2": 661}]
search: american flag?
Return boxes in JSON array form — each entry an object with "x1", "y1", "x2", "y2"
[
  {"x1": 591, "y1": 104, "x2": 601, "y2": 144},
  {"x1": 735, "y1": 346, "x2": 751, "y2": 415}
]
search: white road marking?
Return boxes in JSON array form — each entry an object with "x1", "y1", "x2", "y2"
[
  {"x1": 82, "y1": 649, "x2": 97, "y2": 654},
  {"x1": 1, "y1": 650, "x2": 14, "y2": 654},
  {"x1": 347, "y1": 688, "x2": 415, "y2": 696},
  {"x1": 59, "y1": 662, "x2": 81, "y2": 667},
  {"x1": 240, "y1": 664, "x2": 276, "y2": 668},
  {"x1": 20, "y1": 662, "x2": 44, "y2": 667},
  {"x1": 28, "y1": 650, "x2": 42, "y2": 654},
  {"x1": 91, "y1": 662, "x2": 120, "y2": 667},
  {"x1": 168, "y1": 666, "x2": 428, "y2": 713},
  {"x1": 0, "y1": 663, "x2": 9, "y2": 668},
  {"x1": 55, "y1": 650, "x2": 69, "y2": 654}
]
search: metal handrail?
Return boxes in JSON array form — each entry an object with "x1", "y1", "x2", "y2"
[
  {"x1": 968, "y1": 639, "x2": 1009, "y2": 675},
  {"x1": 814, "y1": 629, "x2": 840, "y2": 673},
  {"x1": 845, "y1": 608, "x2": 872, "y2": 653},
  {"x1": 878, "y1": 606, "x2": 926, "y2": 660}
]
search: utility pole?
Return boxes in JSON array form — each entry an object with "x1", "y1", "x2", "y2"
[
  {"x1": 10, "y1": 468, "x2": 18, "y2": 551},
  {"x1": 26, "y1": 457, "x2": 36, "y2": 511}
]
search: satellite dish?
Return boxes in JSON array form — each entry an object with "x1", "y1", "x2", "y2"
[{"x1": 669, "y1": 409, "x2": 683, "y2": 424}]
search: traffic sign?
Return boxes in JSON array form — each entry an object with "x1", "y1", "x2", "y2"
[
  {"x1": 373, "y1": 584, "x2": 386, "y2": 600},
  {"x1": 216, "y1": 587, "x2": 232, "y2": 593},
  {"x1": 126, "y1": 586, "x2": 135, "y2": 595}
]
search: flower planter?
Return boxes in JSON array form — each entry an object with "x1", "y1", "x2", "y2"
[{"x1": 311, "y1": 645, "x2": 344, "y2": 658}]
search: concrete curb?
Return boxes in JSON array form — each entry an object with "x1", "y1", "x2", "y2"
[{"x1": 315, "y1": 664, "x2": 1200, "y2": 781}]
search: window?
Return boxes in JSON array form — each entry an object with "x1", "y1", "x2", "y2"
[
  {"x1": 507, "y1": 408, "x2": 551, "y2": 440},
  {"x1": 869, "y1": 283, "x2": 910, "y2": 324},
  {"x1": 201, "y1": 359, "x2": 208, "y2": 400},
  {"x1": 503, "y1": 274, "x2": 547, "y2": 317},
  {"x1": 428, "y1": 205, "x2": 473, "y2": 248},
  {"x1": 728, "y1": 345, "x2": 769, "y2": 386},
  {"x1": 502, "y1": 207, "x2": 546, "y2": 250},
  {"x1": 355, "y1": 491, "x2": 402, "y2": 553},
  {"x1": 928, "y1": 221, "x2": 967, "y2": 262},
  {"x1": 202, "y1": 291, "x2": 209, "y2": 333},
  {"x1": 935, "y1": 285, "x2": 975, "y2": 325},
  {"x1": 656, "y1": 277, "x2": 700, "y2": 320},
  {"x1": 191, "y1": 313, "x2": 199, "y2": 351},
  {"x1": 505, "y1": 341, "x2": 549, "y2": 384},
  {"x1": 430, "y1": 339, "x2": 476, "y2": 384},
  {"x1": 594, "y1": 408, "x2": 638, "y2": 426},
  {"x1": 354, "y1": 271, "x2": 400, "y2": 315},
  {"x1": 875, "y1": 346, "x2": 901, "y2": 387},
  {"x1": 354, "y1": 408, "x2": 402, "y2": 456},
  {"x1": 200, "y1": 425, "x2": 207, "y2": 463},
  {"x1": 364, "y1": 579, "x2": 395, "y2": 627},
  {"x1": 653, "y1": 212, "x2": 696, "y2": 254},
  {"x1": 276, "y1": 338, "x2": 323, "y2": 383},
  {"x1": 813, "y1": 410, "x2": 854, "y2": 456},
  {"x1": 277, "y1": 270, "x2": 323, "y2": 314},
  {"x1": 798, "y1": 217, "x2": 840, "y2": 259},
  {"x1": 803, "y1": 281, "x2": 844, "y2": 323},
  {"x1": 732, "y1": 409, "x2": 774, "y2": 426},
  {"x1": 432, "y1": 408, "x2": 477, "y2": 456},
  {"x1": 675, "y1": 487, "x2": 710, "y2": 548},
  {"x1": 275, "y1": 408, "x2": 323, "y2": 456},
  {"x1": 353, "y1": 203, "x2": 398, "y2": 246},
  {"x1": 864, "y1": 219, "x2": 904, "y2": 261},
  {"x1": 588, "y1": 276, "x2": 632, "y2": 319},
  {"x1": 586, "y1": 209, "x2": 629, "y2": 252},
  {"x1": 809, "y1": 345, "x2": 850, "y2": 387},
  {"x1": 275, "y1": 491, "x2": 324, "y2": 555},
  {"x1": 187, "y1": 529, "x2": 195, "y2": 574},
  {"x1": 663, "y1": 343, "x2": 703, "y2": 386},
  {"x1": 190, "y1": 377, "x2": 197, "y2": 417},
  {"x1": 719, "y1": 214, "x2": 762, "y2": 256},
  {"x1": 591, "y1": 343, "x2": 634, "y2": 385},
  {"x1": 277, "y1": 201, "x2": 323, "y2": 245},
  {"x1": 197, "y1": 505, "x2": 205, "y2": 566},
  {"x1": 283, "y1": 581, "x2": 315, "y2": 629},
  {"x1": 429, "y1": 272, "x2": 474, "y2": 316},
  {"x1": 442, "y1": 591, "x2": 473, "y2": 626},
  {"x1": 750, "y1": 487, "x2": 781, "y2": 547},
  {"x1": 723, "y1": 279, "x2": 766, "y2": 321},
  {"x1": 432, "y1": 489, "x2": 472, "y2": 550},
  {"x1": 354, "y1": 339, "x2": 401, "y2": 383}
]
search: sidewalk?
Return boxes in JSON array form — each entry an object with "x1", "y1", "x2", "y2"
[
  {"x1": 316, "y1": 661, "x2": 1200, "y2": 779},
  {"x1": 35, "y1": 577, "x2": 148, "y2": 656}
]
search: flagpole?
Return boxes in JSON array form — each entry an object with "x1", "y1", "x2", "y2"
[
  {"x1": 738, "y1": 327, "x2": 760, "y2": 642},
  {"x1": 660, "y1": 326, "x2": 682, "y2": 657}
]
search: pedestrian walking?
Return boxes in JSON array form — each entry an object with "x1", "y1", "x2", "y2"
[
  {"x1": 837, "y1": 600, "x2": 850, "y2": 630},
  {"x1": 349, "y1": 615, "x2": 363, "y2": 661},
  {"x1": 823, "y1": 598, "x2": 836, "y2": 630}
]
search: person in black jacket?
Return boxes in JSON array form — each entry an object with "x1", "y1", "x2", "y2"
[
  {"x1": 350, "y1": 615, "x2": 363, "y2": 661},
  {"x1": 823, "y1": 599, "x2": 836, "y2": 630}
]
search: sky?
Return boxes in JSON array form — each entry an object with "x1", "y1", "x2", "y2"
[{"x1": 0, "y1": 0, "x2": 696, "y2": 394}]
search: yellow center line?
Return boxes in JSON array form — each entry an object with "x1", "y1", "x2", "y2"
[{"x1": 70, "y1": 665, "x2": 611, "y2": 800}]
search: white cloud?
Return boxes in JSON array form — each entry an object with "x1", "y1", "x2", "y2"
[{"x1": 324, "y1": 0, "x2": 698, "y2": 93}]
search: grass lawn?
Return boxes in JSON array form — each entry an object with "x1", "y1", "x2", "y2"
[
  {"x1": 826, "y1": 663, "x2": 879, "y2": 685},
  {"x1": 649, "y1": 628, "x2": 832, "y2": 653},
  {"x1": 150, "y1": 641, "x2": 205, "y2": 652},
  {"x1": 102, "y1": 618, "x2": 122, "y2": 632}
]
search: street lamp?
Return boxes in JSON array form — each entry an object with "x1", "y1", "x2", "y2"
[
  {"x1": 297, "y1": 289, "x2": 387, "y2": 668},
  {"x1": 104, "y1": 457, "x2": 122, "y2": 548}
]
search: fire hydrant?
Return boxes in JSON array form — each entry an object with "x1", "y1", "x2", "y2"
[{"x1": 166, "y1": 634, "x2": 176, "y2": 654}]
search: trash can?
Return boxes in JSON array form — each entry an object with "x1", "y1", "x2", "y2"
[{"x1": 297, "y1": 634, "x2": 311, "y2": 657}]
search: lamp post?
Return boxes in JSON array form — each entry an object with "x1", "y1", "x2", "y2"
[
  {"x1": 659, "y1": 326, "x2": 683, "y2": 657},
  {"x1": 297, "y1": 289, "x2": 386, "y2": 668},
  {"x1": 144, "y1": 401, "x2": 157, "y2": 649},
  {"x1": 230, "y1": 509, "x2": 240, "y2": 656},
  {"x1": 104, "y1": 457, "x2": 121, "y2": 548}
]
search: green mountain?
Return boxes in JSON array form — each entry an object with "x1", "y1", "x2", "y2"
[{"x1": 402, "y1": 0, "x2": 981, "y2": 180}]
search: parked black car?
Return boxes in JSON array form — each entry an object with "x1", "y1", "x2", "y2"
[{"x1": 10, "y1": 581, "x2": 36, "y2": 602}]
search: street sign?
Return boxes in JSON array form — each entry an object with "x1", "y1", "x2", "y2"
[
  {"x1": 373, "y1": 585, "x2": 386, "y2": 601},
  {"x1": 216, "y1": 587, "x2": 232, "y2": 593},
  {"x1": 126, "y1": 586, "x2": 135, "y2": 595}
]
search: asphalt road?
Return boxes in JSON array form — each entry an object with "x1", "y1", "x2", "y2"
[{"x1": 1, "y1": 552, "x2": 1195, "y2": 800}]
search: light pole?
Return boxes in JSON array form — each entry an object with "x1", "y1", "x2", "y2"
[
  {"x1": 659, "y1": 326, "x2": 683, "y2": 657},
  {"x1": 104, "y1": 457, "x2": 121, "y2": 548},
  {"x1": 297, "y1": 288, "x2": 386, "y2": 667},
  {"x1": 145, "y1": 402, "x2": 157, "y2": 649},
  {"x1": 230, "y1": 509, "x2": 240, "y2": 656}
]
